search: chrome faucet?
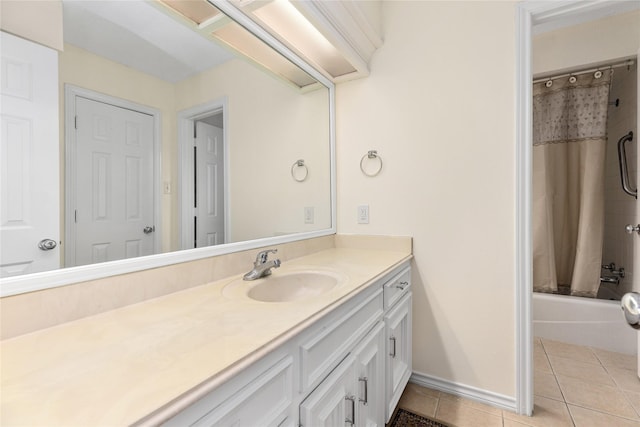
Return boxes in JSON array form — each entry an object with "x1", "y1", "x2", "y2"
[{"x1": 243, "y1": 249, "x2": 281, "y2": 281}]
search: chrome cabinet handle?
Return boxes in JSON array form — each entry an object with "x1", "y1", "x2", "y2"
[
  {"x1": 395, "y1": 281, "x2": 409, "y2": 290},
  {"x1": 38, "y1": 239, "x2": 57, "y2": 251},
  {"x1": 389, "y1": 336, "x2": 397, "y2": 358},
  {"x1": 359, "y1": 377, "x2": 368, "y2": 405},
  {"x1": 143, "y1": 226, "x2": 155, "y2": 234},
  {"x1": 626, "y1": 224, "x2": 640, "y2": 235},
  {"x1": 345, "y1": 395, "x2": 356, "y2": 426}
]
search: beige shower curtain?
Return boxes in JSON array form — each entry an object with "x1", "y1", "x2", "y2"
[{"x1": 532, "y1": 69, "x2": 612, "y2": 298}]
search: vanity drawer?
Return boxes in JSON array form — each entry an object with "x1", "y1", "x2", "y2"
[
  {"x1": 298, "y1": 286, "x2": 383, "y2": 392},
  {"x1": 163, "y1": 355, "x2": 292, "y2": 427},
  {"x1": 383, "y1": 267, "x2": 411, "y2": 310}
]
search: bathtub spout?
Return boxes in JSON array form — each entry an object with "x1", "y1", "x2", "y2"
[{"x1": 600, "y1": 275, "x2": 620, "y2": 285}]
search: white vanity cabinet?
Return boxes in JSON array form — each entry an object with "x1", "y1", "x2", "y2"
[
  {"x1": 383, "y1": 267, "x2": 413, "y2": 423},
  {"x1": 162, "y1": 262, "x2": 412, "y2": 427},
  {"x1": 300, "y1": 322, "x2": 386, "y2": 427}
]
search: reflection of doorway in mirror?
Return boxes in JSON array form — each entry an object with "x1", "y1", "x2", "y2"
[
  {"x1": 178, "y1": 101, "x2": 228, "y2": 250},
  {"x1": 65, "y1": 88, "x2": 160, "y2": 267},
  {"x1": 195, "y1": 114, "x2": 225, "y2": 248}
]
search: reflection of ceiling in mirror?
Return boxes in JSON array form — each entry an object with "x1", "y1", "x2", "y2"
[{"x1": 62, "y1": 0, "x2": 234, "y2": 83}]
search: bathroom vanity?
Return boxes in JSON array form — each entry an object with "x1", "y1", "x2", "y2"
[{"x1": 0, "y1": 238, "x2": 412, "y2": 426}]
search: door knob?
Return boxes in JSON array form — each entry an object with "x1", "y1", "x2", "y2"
[
  {"x1": 622, "y1": 292, "x2": 640, "y2": 329},
  {"x1": 143, "y1": 226, "x2": 155, "y2": 234},
  {"x1": 38, "y1": 239, "x2": 57, "y2": 251},
  {"x1": 625, "y1": 224, "x2": 640, "y2": 235}
]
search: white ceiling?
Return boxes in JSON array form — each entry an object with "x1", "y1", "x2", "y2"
[{"x1": 62, "y1": 0, "x2": 234, "y2": 83}]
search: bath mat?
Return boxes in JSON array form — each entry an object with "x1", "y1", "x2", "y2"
[{"x1": 389, "y1": 408, "x2": 449, "y2": 427}]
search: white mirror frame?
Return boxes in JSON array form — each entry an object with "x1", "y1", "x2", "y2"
[
  {"x1": 0, "y1": 0, "x2": 336, "y2": 297},
  {"x1": 515, "y1": 0, "x2": 637, "y2": 416}
]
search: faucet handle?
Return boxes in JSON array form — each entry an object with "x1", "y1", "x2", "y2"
[{"x1": 256, "y1": 249, "x2": 278, "y2": 264}]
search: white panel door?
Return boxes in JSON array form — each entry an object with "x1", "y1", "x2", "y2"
[
  {"x1": 353, "y1": 322, "x2": 385, "y2": 427},
  {"x1": 72, "y1": 96, "x2": 155, "y2": 266},
  {"x1": 385, "y1": 292, "x2": 413, "y2": 422},
  {"x1": 0, "y1": 31, "x2": 59, "y2": 277},
  {"x1": 195, "y1": 121, "x2": 224, "y2": 247}
]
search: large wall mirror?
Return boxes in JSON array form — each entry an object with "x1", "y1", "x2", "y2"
[{"x1": 0, "y1": 0, "x2": 335, "y2": 296}]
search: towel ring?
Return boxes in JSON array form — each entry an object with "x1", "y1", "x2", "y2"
[
  {"x1": 360, "y1": 150, "x2": 383, "y2": 177},
  {"x1": 291, "y1": 159, "x2": 308, "y2": 182}
]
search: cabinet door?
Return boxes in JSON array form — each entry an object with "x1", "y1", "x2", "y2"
[
  {"x1": 300, "y1": 355, "x2": 357, "y2": 427},
  {"x1": 353, "y1": 322, "x2": 385, "y2": 427},
  {"x1": 384, "y1": 292, "x2": 412, "y2": 422}
]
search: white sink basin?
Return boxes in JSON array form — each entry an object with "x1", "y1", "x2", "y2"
[{"x1": 223, "y1": 269, "x2": 346, "y2": 303}]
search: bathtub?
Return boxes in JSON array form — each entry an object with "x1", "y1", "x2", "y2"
[{"x1": 533, "y1": 292, "x2": 637, "y2": 355}]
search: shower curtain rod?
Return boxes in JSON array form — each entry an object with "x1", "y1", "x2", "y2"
[{"x1": 533, "y1": 60, "x2": 635, "y2": 84}]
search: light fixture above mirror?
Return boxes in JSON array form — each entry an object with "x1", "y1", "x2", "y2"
[{"x1": 159, "y1": 0, "x2": 383, "y2": 84}]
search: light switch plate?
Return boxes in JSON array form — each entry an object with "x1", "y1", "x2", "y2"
[{"x1": 357, "y1": 205, "x2": 369, "y2": 224}]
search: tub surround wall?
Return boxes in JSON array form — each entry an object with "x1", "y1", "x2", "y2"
[{"x1": 604, "y1": 63, "x2": 637, "y2": 297}]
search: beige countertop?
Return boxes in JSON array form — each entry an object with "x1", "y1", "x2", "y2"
[{"x1": 0, "y1": 246, "x2": 411, "y2": 426}]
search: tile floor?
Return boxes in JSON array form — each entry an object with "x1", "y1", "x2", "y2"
[{"x1": 397, "y1": 337, "x2": 640, "y2": 426}]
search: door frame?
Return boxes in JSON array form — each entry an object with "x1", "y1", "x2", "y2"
[
  {"x1": 515, "y1": 0, "x2": 639, "y2": 416},
  {"x1": 177, "y1": 98, "x2": 230, "y2": 249},
  {"x1": 64, "y1": 84, "x2": 162, "y2": 267}
]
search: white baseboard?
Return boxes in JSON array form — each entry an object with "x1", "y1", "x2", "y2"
[{"x1": 410, "y1": 371, "x2": 517, "y2": 412}]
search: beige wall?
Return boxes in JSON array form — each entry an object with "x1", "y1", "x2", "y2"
[
  {"x1": 175, "y1": 59, "x2": 331, "y2": 243},
  {"x1": 0, "y1": 0, "x2": 63, "y2": 51},
  {"x1": 336, "y1": 1, "x2": 517, "y2": 397},
  {"x1": 533, "y1": 10, "x2": 640, "y2": 75}
]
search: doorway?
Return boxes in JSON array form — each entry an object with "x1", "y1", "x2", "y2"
[
  {"x1": 178, "y1": 100, "x2": 228, "y2": 249},
  {"x1": 516, "y1": 1, "x2": 640, "y2": 416},
  {"x1": 65, "y1": 86, "x2": 161, "y2": 267}
]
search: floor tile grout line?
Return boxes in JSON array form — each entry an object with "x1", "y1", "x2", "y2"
[
  {"x1": 596, "y1": 346, "x2": 640, "y2": 421},
  {"x1": 565, "y1": 401, "x2": 577, "y2": 427},
  {"x1": 541, "y1": 338, "x2": 640, "y2": 426},
  {"x1": 544, "y1": 346, "x2": 572, "y2": 405},
  {"x1": 618, "y1": 387, "x2": 640, "y2": 419},
  {"x1": 567, "y1": 401, "x2": 640, "y2": 423}
]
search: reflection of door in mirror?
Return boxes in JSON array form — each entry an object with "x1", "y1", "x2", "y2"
[
  {"x1": 195, "y1": 114, "x2": 225, "y2": 248},
  {"x1": 0, "y1": 32, "x2": 60, "y2": 277},
  {"x1": 178, "y1": 102, "x2": 228, "y2": 250},
  {"x1": 70, "y1": 96, "x2": 156, "y2": 267}
]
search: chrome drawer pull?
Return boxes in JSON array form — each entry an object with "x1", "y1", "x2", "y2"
[
  {"x1": 395, "y1": 281, "x2": 409, "y2": 290},
  {"x1": 359, "y1": 377, "x2": 368, "y2": 405},
  {"x1": 345, "y1": 395, "x2": 356, "y2": 426},
  {"x1": 390, "y1": 336, "x2": 397, "y2": 358}
]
